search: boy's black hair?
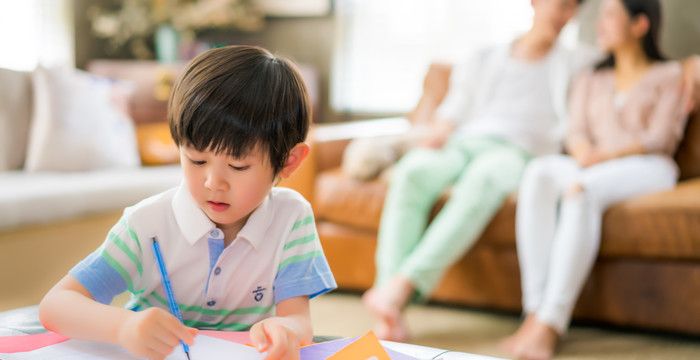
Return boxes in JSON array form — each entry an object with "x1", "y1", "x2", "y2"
[{"x1": 169, "y1": 45, "x2": 311, "y2": 175}]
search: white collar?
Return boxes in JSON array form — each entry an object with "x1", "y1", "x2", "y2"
[{"x1": 171, "y1": 183, "x2": 273, "y2": 249}]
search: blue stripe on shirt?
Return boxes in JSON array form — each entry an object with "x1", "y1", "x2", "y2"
[
  {"x1": 273, "y1": 255, "x2": 337, "y2": 304},
  {"x1": 69, "y1": 251, "x2": 128, "y2": 304}
]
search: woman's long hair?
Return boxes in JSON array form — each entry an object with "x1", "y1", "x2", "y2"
[{"x1": 595, "y1": 0, "x2": 665, "y2": 70}]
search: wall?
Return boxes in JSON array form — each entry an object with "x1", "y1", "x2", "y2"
[
  {"x1": 73, "y1": 0, "x2": 337, "y2": 122},
  {"x1": 578, "y1": 0, "x2": 700, "y2": 58},
  {"x1": 74, "y1": 0, "x2": 699, "y2": 122}
]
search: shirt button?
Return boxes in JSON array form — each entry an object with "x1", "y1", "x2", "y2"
[
  {"x1": 214, "y1": 267, "x2": 221, "y2": 275},
  {"x1": 207, "y1": 300, "x2": 216, "y2": 307}
]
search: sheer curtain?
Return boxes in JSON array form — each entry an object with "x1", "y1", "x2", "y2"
[
  {"x1": 331, "y1": 0, "x2": 565, "y2": 114},
  {"x1": 0, "y1": 0, "x2": 74, "y2": 71}
]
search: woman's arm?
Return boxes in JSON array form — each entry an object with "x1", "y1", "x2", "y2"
[
  {"x1": 565, "y1": 71, "x2": 596, "y2": 165},
  {"x1": 683, "y1": 55, "x2": 700, "y2": 114},
  {"x1": 637, "y1": 64, "x2": 688, "y2": 156}
]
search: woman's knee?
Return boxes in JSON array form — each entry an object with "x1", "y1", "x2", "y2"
[{"x1": 565, "y1": 183, "x2": 585, "y2": 198}]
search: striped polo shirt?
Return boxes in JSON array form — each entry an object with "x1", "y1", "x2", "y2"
[{"x1": 70, "y1": 184, "x2": 337, "y2": 331}]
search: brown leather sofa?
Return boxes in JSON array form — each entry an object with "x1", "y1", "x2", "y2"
[{"x1": 296, "y1": 61, "x2": 700, "y2": 335}]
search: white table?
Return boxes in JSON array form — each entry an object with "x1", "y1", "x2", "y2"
[{"x1": 383, "y1": 340, "x2": 504, "y2": 360}]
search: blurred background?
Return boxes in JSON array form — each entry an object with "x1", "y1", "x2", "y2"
[{"x1": 2, "y1": 0, "x2": 698, "y2": 121}]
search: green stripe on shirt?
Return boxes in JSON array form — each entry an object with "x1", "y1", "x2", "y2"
[
  {"x1": 101, "y1": 251, "x2": 135, "y2": 293},
  {"x1": 119, "y1": 218, "x2": 143, "y2": 255},
  {"x1": 183, "y1": 320, "x2": 252, "y2": 331},
  {"x1": 109, "y1": 232, "x2": 143, "y2": 276},
  {"x1": 283, "y1": 233, "x2": 316, "y2": 251},
  {"x1": 291, "y1": 215, "x2": 313, "y2": 231},
  {"x1": 278, "y1": 250, "x2": 323, "y2": 272},
  {"x1": 149, "y1": 292, "x2": 273, "y2": 317}
]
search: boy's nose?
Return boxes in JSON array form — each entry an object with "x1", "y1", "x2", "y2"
[{"x1": 204, "y1": 172, "x2": 229, "y2": 191}]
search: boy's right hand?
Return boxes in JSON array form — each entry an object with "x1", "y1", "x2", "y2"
[{"x1": 116, "y1": 307, "x2": 197, "y2": 360}]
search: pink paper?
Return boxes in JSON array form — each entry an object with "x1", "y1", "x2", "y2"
[
  {"x1": 0, "y1": 332, "x2": 69, "y2": 353},
  {"x1": 0, "y1": 331, "x2": 251, "y2": 353}
]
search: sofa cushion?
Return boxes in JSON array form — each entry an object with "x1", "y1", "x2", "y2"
[
  {"x1": 25, "y1": 66, "x2": 141, "y2": 172},
  {"x1": 600, "y1": 178, "x2": 700, "y2": 260},
  {"x1": 315, "y1": 168, "x2": 700, "y2": 260},
  {"x1": 315, "y1": 168, "x2": 388, "y2": 231},
  {"x1": 0, "y1": 166, "x2": 181, "y2": 230},
  {"x1": 0, "y1": 68, "x2": 32, "y2": 171},
  {"x1": 315, "y1": 168, "x2": 518, "y2": 240}
]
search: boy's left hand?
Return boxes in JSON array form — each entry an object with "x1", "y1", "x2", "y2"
[{"x1": 250, "y1": 317, "x2": 301, "y2": 360}]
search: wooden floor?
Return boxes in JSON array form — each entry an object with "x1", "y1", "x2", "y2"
[{"x1": 311, "y1": 293, "x2": 700, "y2": 359}]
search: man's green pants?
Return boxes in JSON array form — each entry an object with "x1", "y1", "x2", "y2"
[{"x1": 376, "y1": 136, "x2": 530, "y2": 299}]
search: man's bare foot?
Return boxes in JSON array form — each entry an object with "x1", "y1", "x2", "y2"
[
  {"x1": 505, "y1": 316, "x2": 560, "y2": 360},
  {"x1": 361, "y1": 276, "x2": 414, "y2": 341}
]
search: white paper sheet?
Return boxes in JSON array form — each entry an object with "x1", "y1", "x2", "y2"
[{"x1": 2, "y1": 335, "x2": 264, "y2": 360}]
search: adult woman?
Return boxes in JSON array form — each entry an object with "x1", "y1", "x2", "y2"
[{"x1": 504, "y1": 0, "x2": 689, "y2": 359}]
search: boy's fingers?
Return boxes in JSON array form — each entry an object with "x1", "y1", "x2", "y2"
[
  {"x1": 144, "y1": 348, "x2": 165, "y2": 360},
  {"x1": 288, "y1": 332, "x2": 301, "y2": 360},
  {"x1": 146, "y1": 338, "x2": 174, "y2": 359},
  {"x1": 152, "y1": 327, "x2": 180, "y2": 348},
  {"x1": 249, "y1": 323, "x2": 269, "y2": 351},
  {"x1": 185, "y1": 327, "x2": 198, "y2": 345},
  {"x1": 264, "y1": 326, "x2": 288, "y2": 360},
  {"x1": 160, "y1": 314, "x2": 195, "y2": 344}
]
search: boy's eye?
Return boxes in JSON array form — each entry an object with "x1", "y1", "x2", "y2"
[
  {"x1": 229, "y1": 165, "x2": 250, "y2": 171},
  {"x1": 189, "y1": 159, "x2": 206, "y2": 166}
]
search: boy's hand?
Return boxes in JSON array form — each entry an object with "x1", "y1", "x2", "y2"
[
  {"x1": 117, "y1": 307, "x2": 197, "y2": 360},
  {"x1": 250, "y1": 318, "x2": 301, "y2": 360}
]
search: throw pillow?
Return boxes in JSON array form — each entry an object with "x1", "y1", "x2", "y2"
[
  {"x1": 0, "y1": 68, "x2": 33, "y2": 171},
  {"x1": 24, "y1": 66, "x2": 141, "y2": 172}
]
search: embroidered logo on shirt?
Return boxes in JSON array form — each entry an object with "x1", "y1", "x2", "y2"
[{"x1": 252, "y1": 286, "x2": 266, "y2": 302}]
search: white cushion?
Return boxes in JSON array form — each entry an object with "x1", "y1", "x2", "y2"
[
  {"x1": 0, "y1": 68, "x2": 32, "y2": 171},
  {"x1": 0, "y1": 166, "x2": 182, "y2": 230},
  {"x1": 24, "y1": 66, "x2": 140, "y2": 172}
]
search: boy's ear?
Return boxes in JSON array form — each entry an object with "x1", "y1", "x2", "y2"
[{"x1": 279, "y1": 143, "x2": 310, "y2": 179}]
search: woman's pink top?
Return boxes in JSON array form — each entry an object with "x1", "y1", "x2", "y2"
[{"x1": 566, "y1": 61, "x2": 687, "y2": 157}]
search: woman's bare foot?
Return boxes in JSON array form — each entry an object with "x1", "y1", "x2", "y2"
[
  {"x1": 504, "y1": 315, "x2": 560, "y2": 360},
  {"x1": 500, "y1": 314, "x2": 538, "y2": 354},
  {"x1": 361, "y1": 276, "x2": 414, "y2": 341}
]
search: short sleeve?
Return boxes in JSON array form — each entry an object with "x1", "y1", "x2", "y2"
[
  {"x1": 434, "y1": 52, "x2": 482, "y2": 124},
  {"x1": 273, "y1": 205, "x2": 337, "y2": 304},
  {"x1": 69, "y1": 214, "x2": 145, "y2": 304},
  {"x1": 639, "y1": 63, "x2": 687, "y2": 154}
]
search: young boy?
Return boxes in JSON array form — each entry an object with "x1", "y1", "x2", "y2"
[{"x1": 39, "y1": 45, "x2": 337, "y2": 360}]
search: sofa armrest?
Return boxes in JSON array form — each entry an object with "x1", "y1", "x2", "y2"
[
  {"x1": 279, "y1": 117, "x2": 410, "y2": 205},
  {"x1": 311, "y1": 117, "x2": 411, "y2": 172}
]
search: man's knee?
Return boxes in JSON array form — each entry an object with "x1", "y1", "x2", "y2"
[
  {"x1": 455, "y1": 159, "x2": 522, "y2": 195},
  {"x1": 392, "y1": 149, "x2": 437, "y2": 186}
]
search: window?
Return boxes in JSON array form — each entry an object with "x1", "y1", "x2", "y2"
[
  {"x1": 0, "y1": 0, "x2": 74, "y2": 71},
  {"x1": 332, "y1": 0, "x2": 579, "y2": 114}
]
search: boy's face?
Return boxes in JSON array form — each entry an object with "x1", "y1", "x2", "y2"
[{"x1": 180, "y1": 145, "x2": 276, "y2": 230}]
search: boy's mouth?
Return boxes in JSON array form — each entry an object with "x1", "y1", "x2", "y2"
[{"x1": 207, "y1": 201, "x2": 230, "y2": 212}]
